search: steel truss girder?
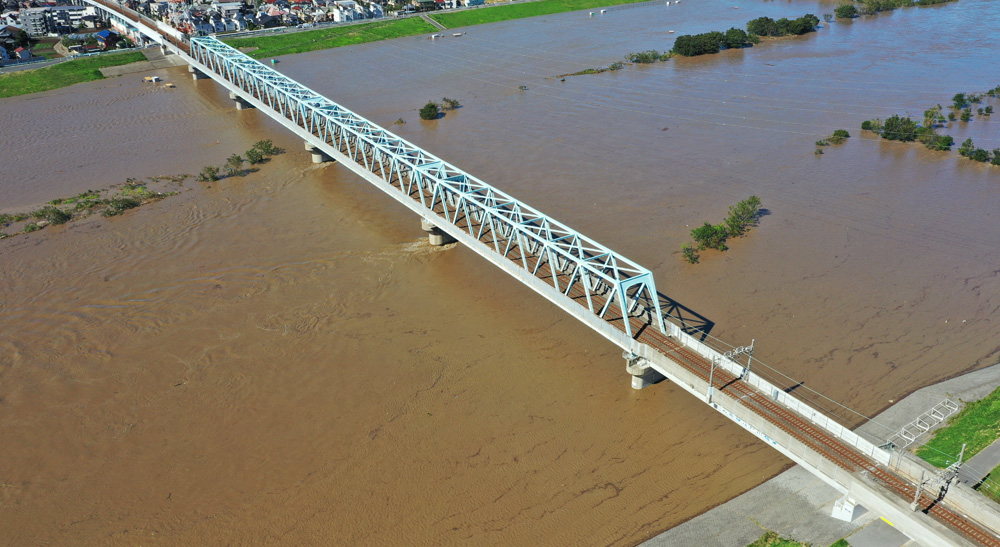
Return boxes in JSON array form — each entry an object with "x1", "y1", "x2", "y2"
[{"x1": 189, "y1": 36, "x2": 666, "y2": 339}]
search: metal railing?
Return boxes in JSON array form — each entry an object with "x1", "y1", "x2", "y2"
[{"x1": 189, "y1": 35, "x2": 666, "y2": 340}]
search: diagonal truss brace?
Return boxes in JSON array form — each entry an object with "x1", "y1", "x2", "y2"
[{"x1": 189, "y1": 36, "x2": 666, "y2": 339}]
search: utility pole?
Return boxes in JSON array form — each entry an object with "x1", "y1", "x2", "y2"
[
  {"x1": 708, "y1": 356, "x2": 717, "y2": 404},
  {"x1": 722, "y1": 341, "x2": 755, "y2": 381},
  {"x1": 911, "y1": 470, "x2": 925, "y2": 512},
  {"x1": 932, "y1": 443, "x2": 966, "y2": 505},
  {"x1": 743, "y1": 339, "x2": 755, "y2": 380}
]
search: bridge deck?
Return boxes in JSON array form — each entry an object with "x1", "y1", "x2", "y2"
[
  {"x1": 71, "y1": 5, "x2": 1000, "y2": 544},
  {"x1": 320, "y1": 112, "x2": 1000, "y2": 546}
]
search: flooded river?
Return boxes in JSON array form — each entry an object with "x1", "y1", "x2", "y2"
[{"x1": 2, "y1": 0, "x2": 1000, "y2": 544}]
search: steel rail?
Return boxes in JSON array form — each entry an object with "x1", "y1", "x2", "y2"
[
  {"x1": 66, "y1": 5, "x2": 1000, "y2": 543},
  {"x1": 186, "y1": 35, "x2": 665, "y2": 340}
]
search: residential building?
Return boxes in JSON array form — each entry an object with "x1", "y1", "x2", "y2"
[
  {"x1": 94, "y1": 28, "x2": 118, "y2": 47},
  {"x1": 21, "y1": 6, "x2": 47, "y2": 35},
  {"x1": 0, "y1": 24, "x2": 23, "y2": 47},
  {"x1": 18, "y1": 5, "x2": 93, "y2": 35}
]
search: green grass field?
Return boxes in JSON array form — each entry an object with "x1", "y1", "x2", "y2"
[
  {"x1": 977, "y1": 464, "x2": 1000, "y2": 503},
  {"x1": 0, "y1": 51, "x2": 147, "y2": 99},
  {"x1": 430, "y1": 0, "x2": 652, "y2": 28},
  {"x1": 915, "y1": 386, "x2": 1000, "y2": 468},
  {"x1": 224, "y1": 18, "x2": 437, "y2": 59}
]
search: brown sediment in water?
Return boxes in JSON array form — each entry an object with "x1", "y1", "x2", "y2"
[{"x1": 2, "y1": 0, "x2": 1000, "y2": 545}]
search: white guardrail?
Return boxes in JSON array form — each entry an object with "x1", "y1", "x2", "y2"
[{"x1": 666, "y1": 322, "x2": 893, "y2": 467}]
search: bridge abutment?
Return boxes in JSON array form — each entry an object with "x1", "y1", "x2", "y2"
[{"x1": 421, "y1": 218, "x2": 456, "y2": 246}]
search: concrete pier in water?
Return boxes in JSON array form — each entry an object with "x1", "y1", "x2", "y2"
[
  {"x1": 421, "y1": 218, "x2": 455, "y2": 246},
  {"x1": 229, "y1": 91, "x2": 254, "y2": 110},
  {"x1": 303, "y1": 140, "x2": 331, "y2": 164}
]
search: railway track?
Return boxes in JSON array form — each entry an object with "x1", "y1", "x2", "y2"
[{"x1": 147, "y1": 39, "x2": 1000, "y2": 546}]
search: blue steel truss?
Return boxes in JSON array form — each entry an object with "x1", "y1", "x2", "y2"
[{"x1": 190, "y1": 36, "x2": 665, "y2": 339}]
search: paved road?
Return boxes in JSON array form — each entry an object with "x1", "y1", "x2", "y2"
[
  {"x1": 960, "y1": 440, "x2": 1000, "y2": 487},
  {"x1": 644, "y1": 362, "x2": 1000, "y2": 547}
]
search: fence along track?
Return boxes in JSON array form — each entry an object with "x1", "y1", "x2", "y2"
[
  {"x1": 371, "y1": 162, "x2": 1000, "y2": 545},
  {"x1": 82, "y1": 13, "x2": 1000, "y2": 544},
  {"x1": 189, "y1": 35, "x2": 666, "y2": 342},
  {"x1": 310, "y1": 118, "x2": 1000, "y2": 543}
]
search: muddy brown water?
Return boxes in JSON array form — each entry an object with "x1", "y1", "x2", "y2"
[{"x1": 2, "y1": 0, "x2": 1000, "y2": 544}]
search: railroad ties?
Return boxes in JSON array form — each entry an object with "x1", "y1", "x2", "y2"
[{"x1": 70, "y1": 5, "x2": 1000, "y2": 542}]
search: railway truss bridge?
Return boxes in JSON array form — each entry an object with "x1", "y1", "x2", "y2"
[{"x1": 77, "y1": 2, "x2": 1000, "y2": 544}]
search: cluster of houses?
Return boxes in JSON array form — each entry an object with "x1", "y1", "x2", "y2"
[
  {"x1": 164, "y1": 0, "x2": 386, "y2": 36},
  {"x1": 2, "y1": 3, "x2": 102, "y2": 36},
  {"x1": 0, "y1": 24, "x2": 32, "y2": 60},
  {"x1": 0, "y1": 2, "x2": 131, "y2": 62},
  {"x1": 0, "y1": 0, "x2": 488, "y2": 63},
  {"x1": 2, "y1": 0, "x2": 392, "y2": 39}
]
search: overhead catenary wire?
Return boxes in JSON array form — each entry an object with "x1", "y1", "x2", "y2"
[
  {"x1": 259, "y1": 8, "x2": 1000, "y2": 472},
  {"x1": 341, "y1": 34, "x2": 1000, "y2": 259},
  {"x1": 357, "y1": 35, "x2": 1000, "y2": 461}
]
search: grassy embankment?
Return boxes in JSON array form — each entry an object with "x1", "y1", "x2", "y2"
[
  {"x1": 915, "y1": 385, "x2": 1000, "y2": 503},
  {"x1": 0, "y1": 51, "x2": 147, "y2": 99},
  {"x1": 224, "y1": 18, "x2": 437, "y2": 59},
  {"x1": 430, "y1": 0, "x2": 653, "y2": 28},
  {"x1": 915, "y1": 386, "x2": 1000, "y2": 468}
]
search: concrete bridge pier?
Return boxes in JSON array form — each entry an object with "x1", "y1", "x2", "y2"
[
  {"x1": 421, "y1": 218, "x2": 456, "y2": 246},
  {"x1": 188, "y1": 65, "x2": 207, "y2": 80},
  {"x1": 229, "y1": 91, "x2": 255, "y2": 111},
  {"x1": 303, "y1": 141, "x2": 331, "y2": 163},
  {"x1": 625, "y1": 353, "x2": 664, "y2": 390}
]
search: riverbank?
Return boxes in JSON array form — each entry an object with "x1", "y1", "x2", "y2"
[
  {"x1": 223, "y1": 0, "x2": 665, "y2": 58},
  {"x1": 4, "y1": 0, "x2": 1000, "y2": 543},
  {"x1": 0, "y1": 50, "x2": 146, "y2": 98},
  {"x1": 644, "y1": 363, "x2": 1000, "y2": 547},
  {"x1": 224, "y1": 17, "x2": 437, "y2": 59},
  {"x1": 429, "y1": 0, "x2": 662, "y2": 28}
]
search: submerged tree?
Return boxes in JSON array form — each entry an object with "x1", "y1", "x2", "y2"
[
  {"x1": 246, "y1": 148, "x2": 264, "y2": 165},
  {"x1": 691, "y1": 222, "x2": 729, "y2": 251},
  {"x1": 881, "y1": 115, "x2": 917, "y2": 142},
  {"x1": 958, "y1": 138, "x2": 975, "y2": 157},
  {"x1": 725, "y1": 195, "x2": 762, "y2": 237},
  {"x1": 834, "y1": 4, "x2": 858, "y2": 18},
  {"x1": 419, "y1": 101, "x2": 440, "y2": 120},
  {"x1": 680, "y1": 243, "x2": 700, "y2": 264},
  {"x1": 723, "y1": 27, "x2": 750, "y2": 49},
  {"x1": 225, "y1": 154, "x2": 245, "y2": 177},
  {"x1": 970, "y1": 148, "x2": 991, "y2": 163},
  {"x1": 198, "y1": 166, "x2": 220, "y2": 182}
]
